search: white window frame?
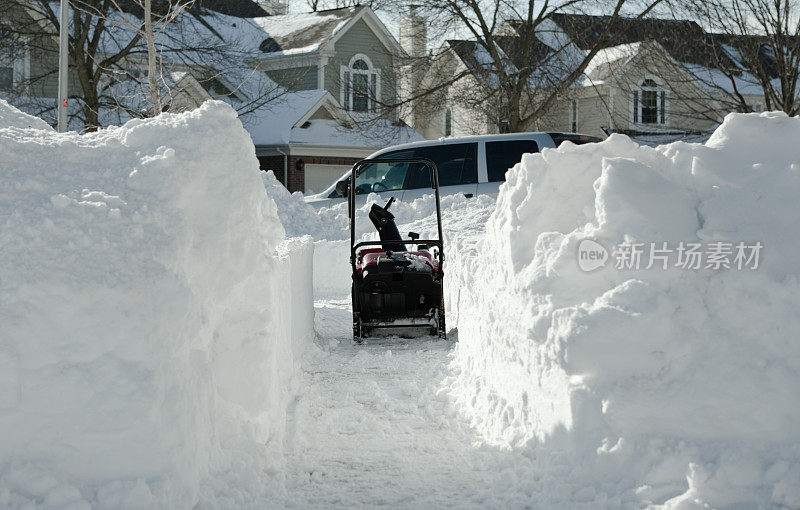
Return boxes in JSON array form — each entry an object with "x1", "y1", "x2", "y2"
[
  {"x1": 569, "y1": 99, "x2": 578, "y2": 133},
  {"x1": 630, "y1": 76, "x2": 669, "y2": 127},
  {"x1": 340, "y1": 54, "x2": 380, "y2": 113}
]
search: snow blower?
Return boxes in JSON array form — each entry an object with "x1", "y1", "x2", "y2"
[{"x1": 344, "y1": 158, "x2": 446, "y2": 342}]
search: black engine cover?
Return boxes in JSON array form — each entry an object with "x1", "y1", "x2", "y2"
[{"x1": 355, "y1": 262, "x2": 441, "y2": 322}]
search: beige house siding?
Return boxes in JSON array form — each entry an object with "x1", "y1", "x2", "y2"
[
  {"x1": 574, "y1": 90, "x2": 613, "y2": 136},
  {"x1": 413, "y1": 52, "x2": 495, "y2": 139},
  {"x1": 414, "y1": 40, "x2": 751, "y2": 140},
  {"x1": 526, "y1": 92, "x2": 611, "y2": 137},
  {"x1": 608, "y1": 50, "x2": 721, "y2": 133}
]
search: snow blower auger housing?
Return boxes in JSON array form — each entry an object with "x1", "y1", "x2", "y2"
[{"x1": 346, "y1": 158, "x2": 446, "y2": 342}]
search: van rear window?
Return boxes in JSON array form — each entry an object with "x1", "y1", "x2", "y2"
[{"x1": 485, "y1": 140, "x2": 540, "y2": 182}]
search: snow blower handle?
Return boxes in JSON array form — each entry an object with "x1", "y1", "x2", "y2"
[{"x1": 384, "y1": 196, "x2": 395, "y2": 211}]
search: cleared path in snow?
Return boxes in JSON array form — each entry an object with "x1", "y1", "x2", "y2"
[
  {"x1": 272, "y1": 195, "x2": 560, "y2": 508},
  {"x1": 277, "y1": 299, "x2": 535, "y2": 509}
]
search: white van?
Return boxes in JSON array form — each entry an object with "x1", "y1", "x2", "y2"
[{"x1": 304, "y1": 132, "x2": 601, "y2": 208}]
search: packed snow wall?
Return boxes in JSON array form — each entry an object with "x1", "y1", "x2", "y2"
[
  {"x1": 447, "y1": 112, "x2": 800, "y2": 508},
  {"x1": 0, "y1": 100, "x2": 314, "y2": 508}
]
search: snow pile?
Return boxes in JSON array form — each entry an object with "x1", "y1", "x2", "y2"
[
  {"x1": 0, "y1": 101, "x2": 53, "y2": 130},
  {"x1": 260, "y1": 170, "x2": 326, "y2": 238},
  {"x1": 0, "y1": 100, "x2": 313, "y2": 508},
  {"x1": 447, "y1": 112, "x2": 800, "y2": 508}
]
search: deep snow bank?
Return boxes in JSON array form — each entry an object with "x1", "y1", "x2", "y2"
[
  {"x1": 260, "y1": 170, "x2": 326, "y2": 238},
  {"x1": 448, "y1": 112, "x2": 800, "y2": 508},
  {"x1": 0, "y1": 100, "x2": 313, "y2": 508}
]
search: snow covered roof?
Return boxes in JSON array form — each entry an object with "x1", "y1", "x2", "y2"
[
  {"x1": 242, "y1": 90, "x2": 424, "y2": 149},
  {"x1": 446, "y1": 18, "x2": 590, "y2": 89},
  {"x1": 113, "y1": 0, "x2": 269, "y2": 18},
  {"x1": 459, "y1": 14, "x2": 790, "y2": 98},
  {"x1": 583, "y1": 42, "x2": 642, "y2": 81},
  {"x1": 288, "y1": 118, "x2": 424, "y2": 148},
  {"x1": 252, "y1": 7, "x2": 360, "y2": 56},
  {"x1": 244, "y1": 90, "x2": 330, "y2": 145}
]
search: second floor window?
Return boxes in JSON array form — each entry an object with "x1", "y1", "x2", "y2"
[
  {"x1": 632, "y1": 78, "x2": 668, "y2": 125},
  {"x1": 444, "y1": 107, "x2": 452, "y2": 136},
  {"x1": 341, "y1": 55, "x2": 379, "y2": 113}
]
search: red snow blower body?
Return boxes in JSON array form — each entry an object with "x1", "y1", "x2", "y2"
[{"x1": 345, "y1": 158, "x2": 446, "y2": 342}]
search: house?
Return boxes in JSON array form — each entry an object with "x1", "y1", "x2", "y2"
[
  {"x1": 244, "y1": 6, "x2": 423, "y2": 193},
  {"x1": 0, "y1": 2, "x2": 422, "y2": 193},
  {"x1": 406, "y1": 13, "x2": 776, "y2": 143}
]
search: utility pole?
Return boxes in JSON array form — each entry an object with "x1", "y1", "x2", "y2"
[{"x1": 57, "y1": 0, "x2": 69, "y2": 132}]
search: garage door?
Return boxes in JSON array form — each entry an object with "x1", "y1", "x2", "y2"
[{"x1": 304, "y1": 164, "x2": 352, "y2": 194}]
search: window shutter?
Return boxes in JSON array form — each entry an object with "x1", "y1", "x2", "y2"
[
  {"x1": 369, "y1": 73, "x2": 377, "y2": 112},
  {"x1": 660, "y1": 91, "x2": 666, "y2": 124},
  {"x1": 343, "y1": 71, "x2": 353, "y2": 110},
  {"x1": 633, "y1": 91, "x2": 639, "y2": 123}
]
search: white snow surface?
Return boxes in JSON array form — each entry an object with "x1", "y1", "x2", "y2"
[
  {"x1": 255, "y1": 111, "x2": 800, "y2": 508},
  {"x1": 4, "y1": 94, "x2": 798, "y2": 509},
  {"x1": 446, "y1": 111, "x2": 800, "y2": 508},
  {"x1": 0, "y1": 100, "x2": 314, "y2": 508}
]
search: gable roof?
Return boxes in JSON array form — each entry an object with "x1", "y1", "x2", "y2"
[
  {"x1": 253, "y1": 6, "x2": 359, "y2": 56},
  {"x1": 116, "y1": 0, "x2": 269, "y2": 19},
  {"x1": 444, "y1": 33, "x2": 580, "y2": 88},
  {"x1": 582, "y1": 42, "x2": 643, "y2": 81},
  {"x1": 544, "y1": 14, "x2": 740, "y2": 70},
  {"x1": 251, "y1": 5, "x2": 404, "y2": 59},
  {"x1": 242, "y1": 89, "x2": 423, "y2": 148},
  {"x1": 244, "y1": 90, "x2": 331, "y2": 145}
]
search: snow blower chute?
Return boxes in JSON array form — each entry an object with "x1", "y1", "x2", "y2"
[{"x1": 344, "y1": 158, "x2": 446, "y2": 342}]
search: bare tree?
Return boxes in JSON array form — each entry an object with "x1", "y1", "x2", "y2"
[
  {"x1": 0, "y1": 0, "x2": 293, "y2": 130},
  {"x1": 307, "y1": 0, "x2": 391, "y2": 12},
  {"x1": 403, "y1": 0, "x2": 669, "y2": 134},
  {"x1": 144, "y1": 0, "x2": 161, "y2": 113},
  {"x1": 682, "y1": 0, "x2": 800, "y2": 115},
  {"x1": 103, "y1": 0, "x2": 195, "y2": 116}
]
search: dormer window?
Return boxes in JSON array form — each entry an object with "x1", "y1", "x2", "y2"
[
  {"x1": 341, "y1": 54, "x2": 380, "y2": 113},
  {"x1": 632, "y1": 78, "x2": 668, "y2": 125},
  {"x1": 259, "y1": 37, "x2": 281, "y2": 53}
]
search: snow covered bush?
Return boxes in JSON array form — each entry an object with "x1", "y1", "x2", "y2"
[
  {"x1": 447, "y1": 112, "x2": 800, "y2": 508},
  {"x1": 0, "y1": 100, "x2": 313, "y2": 508}
]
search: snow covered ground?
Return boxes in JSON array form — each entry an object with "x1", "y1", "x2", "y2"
[
  {"x1": 0, "y1": 100, "x2": 313, "y2": 508},
  {"x1": 447, "y1": 111, "x2": 800, "y2": 508},
  {"x1": 3, "y1": 97, "x2": 799, "y2": 509},
  {"x1": 271, "y1": 111, "x2": 800, "y2": 509}
]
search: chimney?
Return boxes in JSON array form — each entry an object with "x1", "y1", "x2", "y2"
[
  {"x1": 258, "y1": 0, "x2": 288, "y2": 15},
  {"x1": 398, "y1": 6, "x2": 427, "y2": 131},
  {"x1": 399, "y1": 5, "x2": 427, "y2": 60}
]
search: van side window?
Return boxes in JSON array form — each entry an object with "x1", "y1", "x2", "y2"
[
  {"x1": 351, "y1": 149, "x2": 415, "y2": 195},
  {"x1": 461, "y1": 143, "x2": 478, "y2": 184},
  {"x1": 403, "y1": 143, "x2": 478, "y2": 189},
  {"x1": 485, "y1": 140, "x2": 540, "y2": 182},
  {"x1": 354, "y1": 161, "x2": 412, "y2": 194}
]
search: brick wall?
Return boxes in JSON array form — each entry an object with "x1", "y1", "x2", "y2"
[
  {"x1": 257, "y1": 156, "x2": 285, "y2": 186},
  {"x1": 258, "y1": 153, "x2": 362, "y2": 193}
]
